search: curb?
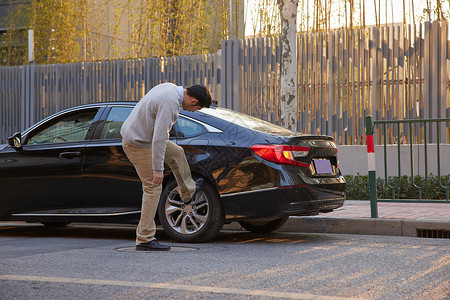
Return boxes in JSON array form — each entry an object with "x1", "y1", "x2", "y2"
[{"x1": 222, "y1": 217, "x2": 450, "y2": 238}]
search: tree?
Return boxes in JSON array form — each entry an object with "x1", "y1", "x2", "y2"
[
  {"x1": 31, "y1": 0, "x2": 80, "y2": 64},
  {"x1": 114, "y1": 0, "x2": 224, "y2": 58},
  {"x1": 1, "y1": 0, "x2": 229, "y2": 65},
  {"x1": 277, "y1": 0, "x2": 298, "y2": 130},
  {"x1": 348, "y1": 0, "x2": 355, "y2": 29},
  {"x1": 250, "y1": 0, "x2": 281, "y2": 37},
  {"x1": 3, "y1": 0, "x2": 450, "y2": 66},
  {"x1": 434, "y1": 0, "x2": 446, "y2": 20},
  {"x1": 418, "y1": 0, "x2": 449, "y2": 22}
]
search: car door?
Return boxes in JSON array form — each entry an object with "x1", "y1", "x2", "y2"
[
  {"x1": 82, "y1": 105, "x2": 142, "y2": 217},
  {"x1": 0, "y1": 108, "x2": 99, "y2": 216},
  {"x1": 82, "y1": 105, "x2": 181, "y2": 217}
]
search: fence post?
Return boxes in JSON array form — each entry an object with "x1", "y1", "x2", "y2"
[{"x1": 366, "y1": 115, "x2": 378, "y2": 218}]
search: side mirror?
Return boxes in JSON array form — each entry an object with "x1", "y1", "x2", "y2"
[{"x1": 8, "y1": 132, "x2": 23, "y2": 150}]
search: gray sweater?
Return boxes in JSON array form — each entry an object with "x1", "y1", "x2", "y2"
[{"x1": 120, "y1": 83, "x2": 180, "y2": 173}]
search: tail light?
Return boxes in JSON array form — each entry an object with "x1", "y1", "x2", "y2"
[{"x1": 250, "y1": 145, "x2": 310, "y2": 167}]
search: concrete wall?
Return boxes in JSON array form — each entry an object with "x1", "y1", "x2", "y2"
[{"x1": 338, "y1": 144, "x2": 450, "y2": 177}]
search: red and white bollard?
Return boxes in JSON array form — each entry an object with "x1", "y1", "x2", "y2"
[{"x1": 366, "y1": 115, "x2": 378, "y2": 218}]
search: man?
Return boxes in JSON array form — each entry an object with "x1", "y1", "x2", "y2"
[{"x1": 120, "y1": 83, "x2": 212, "y2": 251}]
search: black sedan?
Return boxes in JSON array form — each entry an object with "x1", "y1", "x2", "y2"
[{"x1": 0, "y1": 102, "x2": 345, "y2": 242}]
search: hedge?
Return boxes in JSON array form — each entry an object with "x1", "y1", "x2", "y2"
[{"x1": 344, "y1": 173, "x2": 449, "y2": 200}]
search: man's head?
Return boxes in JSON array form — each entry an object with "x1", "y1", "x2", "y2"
[{"x1": 182, "y1": 85, "x2": 212, "y2": 112}]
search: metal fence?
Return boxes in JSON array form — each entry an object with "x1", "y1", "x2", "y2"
[
  {"x1": 1, "y1": 54, "x2": 220, "y2": 143},
  {"x1": 374, "y1": 117, "x2": 449, "y2": 202},
  {"x1": 1, "y1": 21, "x2": 449, "y2": 145}
]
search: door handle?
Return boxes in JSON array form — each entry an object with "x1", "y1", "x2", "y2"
[{"x1": 59, "y1": 151, "x2": 81, "y2": 159}]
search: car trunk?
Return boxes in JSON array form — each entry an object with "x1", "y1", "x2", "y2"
[{"x1": 281, "y1": 135, "x2": 339, "y2": 177}]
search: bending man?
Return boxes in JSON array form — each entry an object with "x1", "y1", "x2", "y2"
[{"x1": 121, "y1": 83, "x2": 212, "y2": 251}]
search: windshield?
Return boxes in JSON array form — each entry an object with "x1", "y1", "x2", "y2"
[{"x1": 200, "y1": 108, "x2": 296, "y2": 135}]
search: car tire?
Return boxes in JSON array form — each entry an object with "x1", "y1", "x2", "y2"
[
  {"x1": 158, "y1": 177, "x2": 225, "y2": 243},
  {"x1": 238, "y1": 216, "x2": 289, "y2": 233},
  {"x1": 41, "y1": 222, "x2": 71, "y2": 227}
]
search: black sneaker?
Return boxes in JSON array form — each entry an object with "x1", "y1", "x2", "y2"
[
  {"x1": 136, "y1": 240, "x2": 170, "y2": 251},
  {"x1": 182, "y1": 178, "x2": 204, "y2": 204},
  {"x1": 191, "y1": 178, "x2": 204, "y2": 201}
]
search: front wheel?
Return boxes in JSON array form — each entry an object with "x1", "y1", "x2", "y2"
[
  {"x1": 158, "y1": 177, "x2": 224, "y2": 243},
  {"x1": 238, "y1": 216, "x2": 289, "y2": 233}
]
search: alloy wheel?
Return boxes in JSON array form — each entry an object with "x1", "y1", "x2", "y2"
[{"x1": 164, "y1": 189, "x2": 209, "y2": 235}]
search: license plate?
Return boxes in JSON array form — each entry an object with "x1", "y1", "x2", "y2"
[{"x1": 313, "y1": 159, "x2": 333, "y2": 174}]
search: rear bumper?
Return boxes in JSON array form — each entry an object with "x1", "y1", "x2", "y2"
[{"x1": 221, "y1": 183, "x2": 345, "y2": 221}]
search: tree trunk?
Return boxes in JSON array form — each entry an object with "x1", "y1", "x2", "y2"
[{"x1": 277, "y1": 0, "x2": 298, "y2": 131}]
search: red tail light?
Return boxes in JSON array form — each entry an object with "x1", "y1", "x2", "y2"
[{"x1": 250, "y1": 145, "x2": 310, "y2": 167}]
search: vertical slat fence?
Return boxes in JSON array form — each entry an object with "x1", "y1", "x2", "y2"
[
  {"x1": 1, "y1": 54, "x2": 220, "y2": 143},
  {"x1": 221, "y1": 21, "x2": 449, "y2": 146},
  {"x1": 1, "y1": 21, "x2": 448, "y2": 146}
]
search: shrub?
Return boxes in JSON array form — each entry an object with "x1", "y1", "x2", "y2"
[{"x1": 344, "y1": 173, "x2": 449, "y2": 200}]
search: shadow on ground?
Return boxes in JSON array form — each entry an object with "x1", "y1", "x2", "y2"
[{"x1": 0, "y1": 222, "x2": 341, "y2": 245}]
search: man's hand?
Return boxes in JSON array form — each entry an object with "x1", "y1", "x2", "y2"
[{"x1": 153, "y1": 172, "x2": 164, "y2": 185}]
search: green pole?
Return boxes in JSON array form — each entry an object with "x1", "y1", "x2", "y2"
[{"x1": 366, "y1": 115, "x2": 378, "y2": 218}]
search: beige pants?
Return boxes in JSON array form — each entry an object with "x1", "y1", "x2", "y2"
[{"x1": 122, "y1": 140, "x2": 196, "y2": 245}]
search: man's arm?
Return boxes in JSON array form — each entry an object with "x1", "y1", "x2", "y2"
[{"x1": 151, "y1": 101, "x2": 179, "y2": 184}]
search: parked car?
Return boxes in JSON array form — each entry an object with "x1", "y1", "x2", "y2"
[{"x1": 0, "y1": 102, "x2": 345, "y2": 242}]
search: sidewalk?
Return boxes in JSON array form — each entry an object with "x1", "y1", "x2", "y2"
[
  {"x1": 225, "y1": 200, "x2": 450, "y2": 238},
  {"x1": 309, "y1": 200, "x2": 450, "y2": 220}
]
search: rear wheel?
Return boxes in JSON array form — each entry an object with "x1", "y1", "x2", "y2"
[
  {"x1": 238, "y1": 216, "x2": 289, "y2": 233},
  {"x1": 158, "y1": 177, "x2": 224, "y2": 243}
]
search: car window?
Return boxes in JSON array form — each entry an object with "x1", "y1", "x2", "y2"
[
  {"x1": 200, "y1": 108, "x2": 294, "y2": 135},
  {"x1": 100, "y1": 106, "x2": 133, "y2": 140},
  {"x1": 176, "y1": 116, "x2": 206, "y2": 137},
  {"x1": 27, "y1": 110, "x2": 98, "y2": 145}
]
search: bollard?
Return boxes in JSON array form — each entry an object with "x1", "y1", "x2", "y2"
[{"x1": 365, "y1": 115, "x2": 378, "y2": 218}]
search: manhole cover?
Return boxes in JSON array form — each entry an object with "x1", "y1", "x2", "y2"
[{"x1": 115, "y1": 246, "x2": 199, "y2": 253}]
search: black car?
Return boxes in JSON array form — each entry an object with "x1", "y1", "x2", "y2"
[{"x1": 0, "y1": 102, "x2": 345, "y2": 242}]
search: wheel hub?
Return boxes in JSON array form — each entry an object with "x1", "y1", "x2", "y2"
[
  {"x1": 183, "y1": 204, "x2": 193, "y2": 214},
  {"x1": 165, "y1": 189, "x2": 209, "y2": 235}
]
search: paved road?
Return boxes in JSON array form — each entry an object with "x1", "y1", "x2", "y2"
[{"x1": 1, "y1": 223, "x2": 449, "y2": 299}]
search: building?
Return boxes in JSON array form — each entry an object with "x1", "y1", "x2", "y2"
[
  {"x1": 0, "y1": 0, "x2": 31, "y2": 65},
  {"x1": 0, "y1": 0, "x2": 245, "y2": 66}
]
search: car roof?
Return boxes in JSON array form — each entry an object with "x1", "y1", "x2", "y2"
[
  {"x1": 75, "y1": 101, "x2": 138, "y2": 108},
  {"x1": 31, "y1": 102, "x2": 302, "y2": 139}
]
